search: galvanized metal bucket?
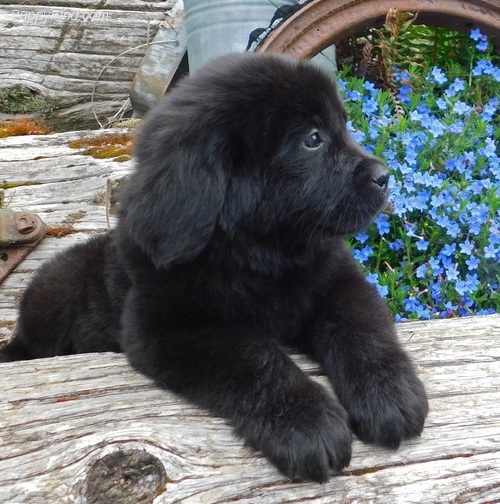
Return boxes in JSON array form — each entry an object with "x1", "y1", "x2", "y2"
[{"x1": 184, "y1": 0, "x2": 335, "y2": 72}]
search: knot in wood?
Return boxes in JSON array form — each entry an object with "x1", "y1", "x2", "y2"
[{"x1": 85, "y1": 449, "x2": 168, "y2": 504}]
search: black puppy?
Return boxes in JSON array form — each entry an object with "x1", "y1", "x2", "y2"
[{"x1": 0, "y1": 53, "x2": 428, "y2": 482}]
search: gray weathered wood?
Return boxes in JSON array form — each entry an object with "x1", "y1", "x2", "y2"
[
  {"x1": 0, "y1": 317, "x2": 499, "y2": 503},
  {"x1": 0, "y1": 129, "x2": 132, "y2": 324},
  {"x1": 0, "y1": 1, "x2": 177, "y2": 129},
  {"x1": 1, "y1": 132, "x2": 499, "y2": 502}
]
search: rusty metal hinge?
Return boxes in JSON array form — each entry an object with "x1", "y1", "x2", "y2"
[{"x1": 0, "y1": 209, "x2": 47, "y2": 283}]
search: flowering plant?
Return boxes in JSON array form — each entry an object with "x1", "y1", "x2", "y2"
[{"x1": 338, "y1": 28, "x2": 500, "y2": 320}]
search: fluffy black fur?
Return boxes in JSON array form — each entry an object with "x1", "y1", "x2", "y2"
[{"x1": 0, "y1": 53, "x2": 428, "y2": 482}]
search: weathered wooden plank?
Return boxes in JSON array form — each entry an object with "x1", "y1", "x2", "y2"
[
  {"x1": 1, "y1": 130, "x2": 132, "y2": 205},
  {"x1": 0, "y1": 2, "x2": 177, "y2": 128},
  {"x1": 0, "y1": 316, "x2": 499, "y2": 503},
  {"x1": 5, "y1": 0, "x2": 174, "y2": 8},
  {"x1": 1, "y1": 130, "x2": 131, "y2": 325}
]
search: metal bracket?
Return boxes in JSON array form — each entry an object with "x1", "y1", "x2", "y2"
[{"x1": 0, "y1": 209, "x2": 47, "y2": 283}]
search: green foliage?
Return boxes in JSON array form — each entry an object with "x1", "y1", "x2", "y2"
[{"x1": 342, "y1": 8, "x2": 472, "y2": 89}]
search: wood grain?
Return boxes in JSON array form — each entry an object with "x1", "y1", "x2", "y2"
[
  {"x1": 0, "y1": 316, "x2": 499, "y2": 503},
  {"x1": 0, "y1": 1, "x2": 177, "y2": 128}
]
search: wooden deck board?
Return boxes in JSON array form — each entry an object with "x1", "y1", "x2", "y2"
[
  {"x1": 1, "y1": 132, "x2": 499, "y2": 503},
  {"x1": 0, "y1": 1, "x2": 177, "y2": 128}
]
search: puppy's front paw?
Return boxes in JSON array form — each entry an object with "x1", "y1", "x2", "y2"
[
  {"x1": 242, "y1": 385, "x2": 352, "y2": 483},
  {"x1": 346, "y1": 365, "x2": 428, "y2": 449}
]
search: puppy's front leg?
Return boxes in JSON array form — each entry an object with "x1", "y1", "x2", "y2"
[
  {"x1": 120, "y1": 289, "x2": 351, "y2": 483},
  {"x1": 311, "y1": 268, "x2": 428, "y2": 449}
]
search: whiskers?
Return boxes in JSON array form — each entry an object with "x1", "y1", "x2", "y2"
[{"x1": 307, "y1": 194, "x2": 382, "y2": 249}]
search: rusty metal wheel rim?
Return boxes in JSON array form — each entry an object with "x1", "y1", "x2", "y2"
[{"x1": 255, "y1": 0, "x2": 500, "y2": 58}]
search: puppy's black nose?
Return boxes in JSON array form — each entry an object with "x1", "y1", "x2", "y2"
[{"x1": 370, "y1": 162, "x2": 390, "y2": 191}]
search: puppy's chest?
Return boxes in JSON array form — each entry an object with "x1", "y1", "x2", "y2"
[{"x1": 195, "y1": 272, "x2": 319, "y2": 341}]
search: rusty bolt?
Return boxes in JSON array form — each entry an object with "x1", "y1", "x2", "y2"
[{"x1": 16, "y1": 214, "x2": 36, "y2": 234}]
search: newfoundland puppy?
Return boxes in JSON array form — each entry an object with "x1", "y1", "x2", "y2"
[{"x1": 0, "y1": 53, "x2": 428, "y2": 482}]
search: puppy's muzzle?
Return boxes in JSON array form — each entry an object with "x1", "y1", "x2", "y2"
[
  {"x1": 370, "y1": 161, "x2": 390, "y2": 192},
  {"x1": 357, "y1": 158, "x2": 390, "y2": 193}
]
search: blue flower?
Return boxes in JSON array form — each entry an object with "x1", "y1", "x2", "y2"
[
  {"x1": 436, "y1": 215, "x2": 450, "y2": 229},
  {"x1": 489, "y1": 225, "x2": 500, "y2": 245},
  {"x1": 436, "y1": 98, "x2": 448, "y2": 110},
  {"x1": 416, "y1": 263, "x2": 429, "y2": 279},
  {"x1": 466, "y1": 255, "x2": 481, "y2": 271},
  {"x1": 403, "y1": 297, "x2": 431, "y2": 319},
  {"x1": 368, "y1": 122, "x2": 381, "y2": 140},
  {"x1": 452, "y1": 101, "x2": 472, "y2": 115},
  {"x1": 336, "y1": 78, "x2": 347, "y2": 92},
  {"x1": 470, "y1": 28, "x2": 483, "y2": 41},
  {"x1": 389, "y1": 239, "x2": 405, "y2": 251},
  {"x1": 470, "y1": 28, "x2": 488, "y2": 52},
  {"x1": 374, "y1": 214, "x2": 390, "y2": 235},
  {"x1": 442, "y1": 301, "x2": 458, "y2": 317},
  {"x1": 416, "y1": 239, "x2": 429, "y2": 251},
  {"x1": 464, "y1": 202, "x2": 489, "y2": 235},
  {"x1": 349, "y1": 128, "x2": 366, "y2": 144},
  {"x1": 430, "y1": 282, "x2": 443, "y2": 303},
  {"x1": 363, "y1": 80, "x2": 376, "y2": 92},
  {"x1": 477, "y1": 60, "x2": 500, "y2": 81},
  {"x1": 448, "y1": 121, "x2": 465, "y2": 134},
  {"x1": 403, "y1": 297, "x2": 421, "y2": 312},
  {"x1": 470, "y1": 179, "x2": 491, "y2": 194},
  {"x1": 445, "y1": 264, "x2": 459, "y2": 282},
  {"x1": 413, "y1": 172, "x2": 437, "y2": 188},
  {"x1": 428, "y1": 66, "x2": 448, "y2": 85},
  {"x1": 413, "y1": 190, "x2": 432, "y2": 210},
  {"x1": 455, "y1": 274, "x2": 480, "y2": 296},
  {"x1": 477, "y1": 40, "x2": 489, "y2": 52},
  {"x1": 484, "y1": 244, "x2": 499, "y2": 259},
  {"x1": 441, "y1": 243, "x2": 456, "y2": 257},
  {"x1": 366, "y1": 273, "x2": 388, "y2": 297},
  {"x1": 416, "y1": 307, "x2": 431, "y2": 320},
  {"x1": 397, "y1": 85, "x2": 413, "y2": 105},
  {"x1": 404, "y1": 222, "x2": 418, "y2": 238},
  {"x1": 472, "y1": 59, "x2": 493, "y2": 76},
  {"x1": 361, "y1": 97, "x2": 378, "y2": 116},
  {"x1": 445, "y1": 78, "x2": 465, "y2": 98},
  {"x1": 482, "y1": 97, "x2": 499, "y2": 121},
  {"x1": 352, "y1": 245, "x2": 374, "y2": 263},
  {"x1": 405, "y1": 147, "x2": 419, "y2": 167},
  {"x1": 479, "y1": 137, "x2": 496, "y2": 159},
  {"x1": 394, "y1": 70, "x2": 410, "y2": 83},
  {"x1": 428, "y1": 256, "x2": 442, "y2": 273},
  {"x1": 446, "y1": 221, "x2": 461, "y2": 239},
  {"x1": 459, "y1": 239, "x2": 475, "y2": 255},
  {"x1": 346, "y1": 90, "x2": 362, "y2": 102},
  {"x1": 355, "y1": 231, "x2": 370, "y2": 244},
  {"x1": 417, "y1": 103, "x2": 432, "y2": 115},
  {"x1": 477, "y1": 308, "x2": 497, "y2": 315},
  {"x1": 427, "y1": 118, "x2": 447, "y2": 138}
]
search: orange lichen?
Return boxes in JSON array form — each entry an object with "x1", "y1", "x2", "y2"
[
  {"x1": 69, "y1": 133, "x2": 133, "y2": 162},
  {"x1": 46, "y1": 226, "x2": 76, "y2": 237},
  {"x1": 0, "y1": 118, "x2": 52, "y2": 138}
]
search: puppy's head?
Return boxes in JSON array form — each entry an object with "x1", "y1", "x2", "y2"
[{"x1": 120, "y1": 53, "x2": 389, "y2": 269}]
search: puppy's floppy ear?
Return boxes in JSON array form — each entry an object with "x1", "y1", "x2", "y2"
[{"x1": 120, "y1": 132, "x2": 228, "y2": 270}]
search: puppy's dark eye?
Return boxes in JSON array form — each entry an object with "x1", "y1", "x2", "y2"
[{"x1": 304, "y1": 131, "x2": 323, "y2": 149}]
